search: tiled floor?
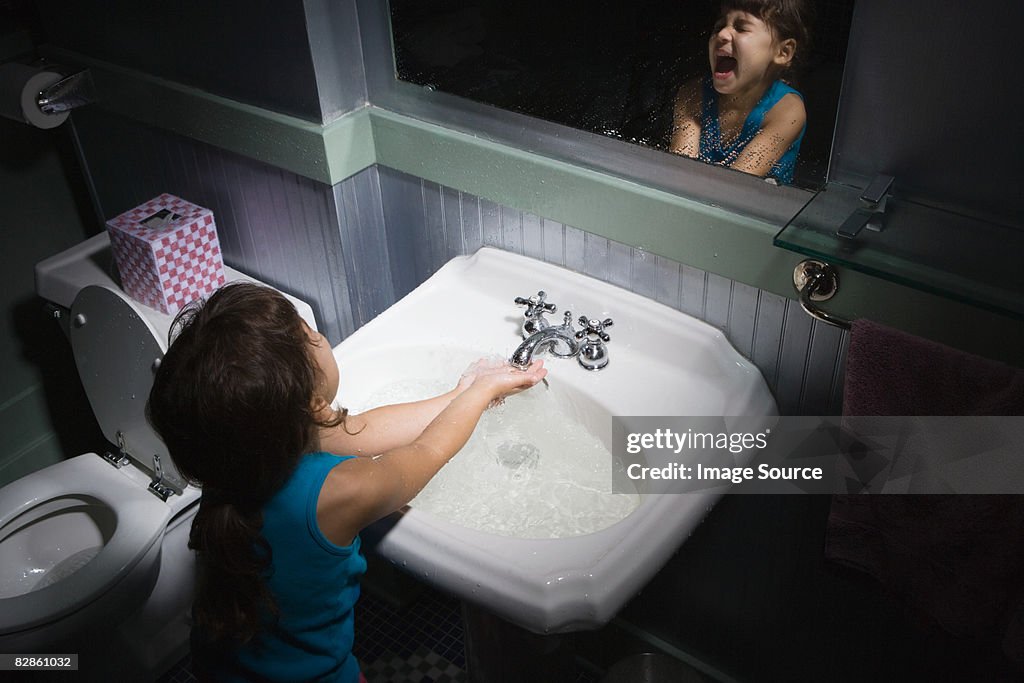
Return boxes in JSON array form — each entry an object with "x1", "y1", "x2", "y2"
[
  {"x1": 356, "y1": 589, "x2": 468, "y2": 682},
  {"x1": 158, "y1": 587, "x2": 601, "y2": 682}
]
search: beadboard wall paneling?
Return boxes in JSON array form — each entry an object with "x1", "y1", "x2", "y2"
[
  {"x1": 66, "y1": 109, "x2": 847, "y2": 414},
  {"x1": 72, "y1": 110, "x2": 356, "y2": 343},
  {"x1": 377, "y1": 165, "x2": 847, "y2": 416}
]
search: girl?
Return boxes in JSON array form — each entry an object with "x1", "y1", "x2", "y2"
[
  {"x1": 147, "y1": 282, "x2": 546, "y2": 682},
  {"x1": 670, "y1": 0, "x2": 810, "y2": 184}
]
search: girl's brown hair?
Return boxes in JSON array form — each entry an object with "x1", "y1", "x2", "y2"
[{"x1": 147, "y1": 282, "x2": 345, "y2": 646}]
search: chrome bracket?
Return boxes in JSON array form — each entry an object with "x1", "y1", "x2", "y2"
[
  {"x1": 148, "y1": 453, "x2": 176, "y2": 501},
  {"x1": 837, "y1": 174, "x2": 895, "y2": 238},
  {"x1": 102, "y1": 431, "x2": 131, "y2": 468},
  {"x1": 792, "y1": 260, "x2": 851, "y2": 331}
]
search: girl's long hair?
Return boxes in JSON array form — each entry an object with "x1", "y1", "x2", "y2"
[{"x1": 147, "y1": 282, "x2": 345, "y2": 646}]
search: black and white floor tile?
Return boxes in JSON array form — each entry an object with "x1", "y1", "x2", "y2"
[{"x1": 158, "y1": 586, "x2": 600, "y2": 683}]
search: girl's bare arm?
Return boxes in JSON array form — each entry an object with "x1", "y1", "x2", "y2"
[
  {"x1": 729, "y1": 93, "x2": 805, "y2": 178},
  {"x1": 317, "y1": 359, "x2": 510, "y2": 457},
  {"x1": 315, "y1": 360, "x2": 547, "y2": 545},
  {"x1": 318, "y1": 389, "x2": 467, "y2": 457},
  {"x1": 669, "y1": 79, "x2": 703, "y2": 158}
]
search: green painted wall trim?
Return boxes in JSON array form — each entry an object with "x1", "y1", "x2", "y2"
[
  {"x1": 46, "y1": 49, "x2": 376, "y2": 185},
  {"x1": 43, "y1": 50, "x2": 1024, "y2": 362},
  {"x1": 324, "y1": 109, "x2": 376, "y2": 182},
  {"x1": 367, "y1": 109, "x2": 1023, "y2": 363},
  {"x1": 369, "y1": 108, "x2": 800, "y2": 296},
  {"x1": 51, "y1": 51, "x2": 802, "y2": 297}
]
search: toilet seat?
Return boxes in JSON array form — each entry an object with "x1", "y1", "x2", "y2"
[{"x1": 0, "y1": 453, "x2": 171, "y2": 635}]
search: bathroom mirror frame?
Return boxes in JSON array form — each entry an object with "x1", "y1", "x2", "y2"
[{"x1": 359, "y1": 0, "x2": 820, "y2": 228}]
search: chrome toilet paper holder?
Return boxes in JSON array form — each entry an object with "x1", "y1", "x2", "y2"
[{"x1": 35, "y1": 68, "x2": 96, "y2": 115}]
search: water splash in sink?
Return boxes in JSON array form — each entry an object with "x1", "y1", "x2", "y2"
[
  {"x1": 493, "y1": 441, "x2": 539, "y2": 471},
  {"x1": 358, "y1": 375, "x2": 639, "y2": 539}
]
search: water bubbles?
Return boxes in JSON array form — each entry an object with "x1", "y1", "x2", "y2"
[
  {"x1": 364, "y1": 354, "x2": 639, "y2": 539},
  {"x1": 494, "y1": 441, "x2": 540, "y2": 471},
  {"x1": 422, "y1": 393, "x2": 639, "y2": 537}
]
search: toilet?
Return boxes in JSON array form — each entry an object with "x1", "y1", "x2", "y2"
[{"x1": 0, "y1": 233, "x2": 317, "y2": 678}]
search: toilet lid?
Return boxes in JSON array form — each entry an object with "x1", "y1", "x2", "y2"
[{"x1": 69, "y1": 285, "x2": 186, "y2": 493}]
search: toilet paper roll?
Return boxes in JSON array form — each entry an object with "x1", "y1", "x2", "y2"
[{"x1": 0, "y1": 62, "x2": 69, "y2": 129}]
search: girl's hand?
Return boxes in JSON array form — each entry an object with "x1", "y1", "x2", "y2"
[{"x1": 457, "y1": 357, "x2": 547, "y2": 406}]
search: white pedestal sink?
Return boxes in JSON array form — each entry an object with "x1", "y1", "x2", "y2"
[{"x1": 332, "y1": 248, "x2": 777, "y2": 634}]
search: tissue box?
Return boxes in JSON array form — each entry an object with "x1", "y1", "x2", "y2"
[{"x1": 106, "y1": 194, "x2": 226, "y2": 315}]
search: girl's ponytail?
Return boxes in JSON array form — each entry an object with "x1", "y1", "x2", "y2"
[{"x1": 187, "y1": 494, "x2": 276, "y2": 645}]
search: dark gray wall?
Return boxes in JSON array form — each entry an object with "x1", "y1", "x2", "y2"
[
  {"x1": 34, "y1": 0, "x2": 369, "y2": 123},
  {"x1": 0, "y1": 117, "x2": 105, "y2": 487},
  {"x1": 615, "y1": 493, "x2": 1013, "y2": 681},
  {"x1": 831, "y1": 0, "x2": 1023, "y2": 225}
]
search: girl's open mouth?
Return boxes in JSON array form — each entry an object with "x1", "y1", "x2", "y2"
[{"x1": 714, "y1": 55, "x2": 737, "y2": 78}]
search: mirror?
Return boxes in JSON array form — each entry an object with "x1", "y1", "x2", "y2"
[{"x1": 390, "y1": 0, "x2": 854, "y2": 190}]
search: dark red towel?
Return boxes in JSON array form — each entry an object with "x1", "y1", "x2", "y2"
[
  {"x1": 826, "y1": 319, "x2": 1024, "y2": 668},
  {"x1": 842, "y1": 319, "x2": 1024, "y2": 417}
]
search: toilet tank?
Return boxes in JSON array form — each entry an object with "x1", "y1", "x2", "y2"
[{"x1": 36, "y1": 233, "x2": 318, "y2": 344}]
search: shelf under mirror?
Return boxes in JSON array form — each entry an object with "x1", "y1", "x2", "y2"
[{"x1": 774, "y1": 181, "x2": 1024, "y2": 319}]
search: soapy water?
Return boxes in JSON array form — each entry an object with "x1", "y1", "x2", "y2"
[{"x1": 351, "y1": 366, "x2": 640, "y2": 539}]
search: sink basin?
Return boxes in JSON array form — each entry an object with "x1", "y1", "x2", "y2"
[
  {"x1": 343, "y1": 347, "x2": 639, "y2": 539},
  {"x1": 332, "y1": 248, "x2": 777, "y2": 633}
]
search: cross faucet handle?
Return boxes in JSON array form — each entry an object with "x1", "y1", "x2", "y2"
[
  {"x1": 514, "y1": 291, "x2": 557, "y2": 318},
  {"x1": 576, "y1": 316, "x2": 613, "y2": 342}
]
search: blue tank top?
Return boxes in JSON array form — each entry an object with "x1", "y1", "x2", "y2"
[
  {"x1": 203, "y1": 452, "x2": 367, "y2": 682},
  {"x1": 699, "y1": 76, "x2": 805, "y2": 184}
]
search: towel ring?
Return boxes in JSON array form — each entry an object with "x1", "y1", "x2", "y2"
[{"x1": 792, "y1": 260, "x2": 852, "y2": 331}]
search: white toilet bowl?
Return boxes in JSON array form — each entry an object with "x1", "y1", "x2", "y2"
[
  {"x1": 0, "y1": 233, "x2": 318, "y2": 678},
  {"x1": 0, "y1": 453, "x2": 173, "y2": 652}
]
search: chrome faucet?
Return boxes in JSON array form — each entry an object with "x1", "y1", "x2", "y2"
[
  {"x1": 510, "y1": 310, "x2": 580, "y2": 369},
  {"x1": 510, "y1": 293, "x2": 614, "y2": 370}
]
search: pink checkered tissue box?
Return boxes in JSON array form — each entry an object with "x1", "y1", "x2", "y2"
[{"x1": 106, "y1": 193, "x2": 226, "y2": 315}]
